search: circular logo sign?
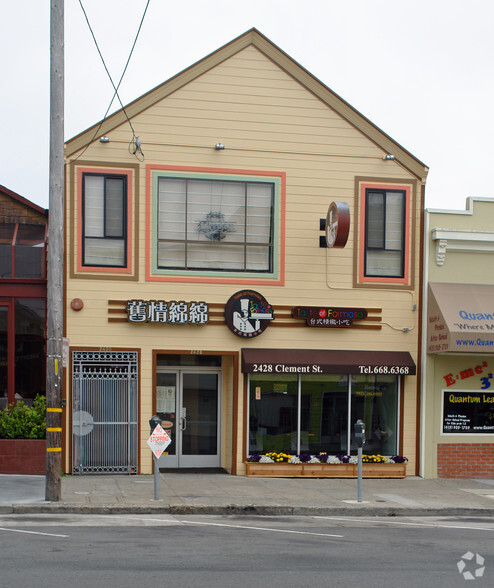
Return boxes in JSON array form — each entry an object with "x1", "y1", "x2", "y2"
[
  {"x1": 225, "y1": 290, "x2": 274, "y2": 338},
  {"x1": 325, "y1": 201, "x2": 350, "y2": 248}
]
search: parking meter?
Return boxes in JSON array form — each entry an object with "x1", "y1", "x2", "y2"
[
  {"x1": 149, "y1": 414, "x2": 162, "y2": 434},
  {"x1": 354, "y1": 419, "x2": 365, "y2": 448}
]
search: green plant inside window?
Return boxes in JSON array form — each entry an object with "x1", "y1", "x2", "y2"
[{"x1": 0, "y1": 394, "x2": 46, "y2": 439}]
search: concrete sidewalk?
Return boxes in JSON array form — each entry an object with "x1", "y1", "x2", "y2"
[{"x1": 2, "y1": 473, "x2": 494, "y2": 516}]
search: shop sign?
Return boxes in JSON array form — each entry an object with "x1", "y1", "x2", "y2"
[
  {"x1": 225, "y1": 290, "x2": 274, "y2": 338},
  {"x1": 443, "y1": 361, "x2": 490, "y2": 388},
  {"x1": 126, "y1": 300, "x2": 208, "y2": 324},
  {"x1": 442, "y1": 390, "x2": 494, "y2": 434},
  {"x1": 292, "y1": 306, "x2": 367, "y2": 327}
]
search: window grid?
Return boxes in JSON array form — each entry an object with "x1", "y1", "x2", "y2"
[
  {"x1": 82, "y1": 173, "x2": 127, "y2": 268},
  {"x1": 364, "y1": 189, "x2": 405, "y2": 278},
  {"x1": 156, "y1": 177, "x2": 274, "y2": 273}
]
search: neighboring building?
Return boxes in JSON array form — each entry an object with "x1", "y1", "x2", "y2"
[
  {"x1": 63, "y1": 29, "x2": 428, "y2": 475},
  {"x1": 0, "y1": 185, "x2": 47, "y2": 409},
  {"x1": 422, "y1": 197, "x2": 494, "y2": 478}
]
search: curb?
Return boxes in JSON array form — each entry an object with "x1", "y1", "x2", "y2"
[{"x1": 4, "y1": 503, "x2": 494, "y2": 517}]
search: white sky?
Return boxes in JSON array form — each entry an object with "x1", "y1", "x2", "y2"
[{"x1": 1, "y1": 0, "x2": 493, "y2": 210}]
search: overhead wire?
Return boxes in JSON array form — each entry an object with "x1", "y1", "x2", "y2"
[{"x1": 73, "y1": 0, "x2": 151, "y2": 162}]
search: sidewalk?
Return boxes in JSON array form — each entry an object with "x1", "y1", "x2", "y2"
[{"x1": 2, "y1": 473, "x2": 494, "y2": 516}]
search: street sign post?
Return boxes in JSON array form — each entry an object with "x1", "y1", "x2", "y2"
[{"x1": 147, "y1": 422, "x2": 171, "y2": 500}]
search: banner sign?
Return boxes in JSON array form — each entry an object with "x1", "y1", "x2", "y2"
[{"x1": 291, "y1": 306, "x2": 367, "y2": 328}]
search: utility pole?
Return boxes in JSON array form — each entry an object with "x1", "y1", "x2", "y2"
[{"x1": 45, "y1": 0, "x2": 64, "y2": 502}]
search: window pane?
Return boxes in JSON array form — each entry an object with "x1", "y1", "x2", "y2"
[
  {"x1": 105, "y1": 178, "x2": 124, "y2": 237},
  {"x1": 15, "y1": 299, "x2": 46, "y2": 403},
  {"x1": 158, "y1": 178, "x2": 186, "y2": 240},
  {"x1": 157, "y1": 241, "x2": 186, "y2": 268},
  {"x1": 384, "y1": 192, "x2": 404, "y2": 250},
  {"x1": 14, "y1": 224, "x2": 45, "y2": 279},
  {"x1": 350, "y1": 375, "x2": 398, "y2": 455},
  {"x1": 84, "y1": 176, "x2": 104, "y2": 237},
  {"x1": 187, "y1": 243, "x2": 244, "y2": 270},
  {"x1": 246, "y1": 246, "x2": 270, "y2": 271},
  {"x1": 366, "y1": 192, "x2": 384, "y2": 248},
  {"x1": 249, "y1": 374, "x2": 298, "y2": 455},
  {"x1": 0, "y1": 223, "x2": 14, "y2": 278},
  {"x1": 366, "y1": 250, "x2": 402, "y2": 276},
  {"x1": 247, "y1": 183, "x2": 273, "y2": 244},
  {"x1": 84, "y1": 238, "x2": 125, "y2": 266},
  {"x1": 301, "y1": 375, "x2": 349, "y2": 455},
  {"x1": 190, "y1": 180, "x2": 244, "y2": 243}
]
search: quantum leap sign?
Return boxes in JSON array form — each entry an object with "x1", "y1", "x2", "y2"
[{"x1": 292, "y1": 306, "x2": 367, "y2": 327}]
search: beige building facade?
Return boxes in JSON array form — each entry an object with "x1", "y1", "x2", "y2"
[
  {"x1": 422, "y1": 197, "x2": 494, "y2": 478},
  {"x1": 63, "y1": 30, "x2": 428, "y2": 476}
]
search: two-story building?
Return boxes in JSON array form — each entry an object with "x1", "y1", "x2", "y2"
[
  {"x1": 63, "y1": 29, "x2": 428, "y2": 475},
  {"x1": 422, "y1": 197, "x2": 494, "y2": 478}
]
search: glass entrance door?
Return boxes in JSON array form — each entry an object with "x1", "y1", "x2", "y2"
[{"x1": 156, "y1": 369, "x2": 220, "y2": 468}]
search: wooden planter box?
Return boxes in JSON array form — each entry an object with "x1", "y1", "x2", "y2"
[
  {"x1": 0, "y1": 439, "x2": 46, "y2": 475},
  {"x1": 245, "y1": 461, "x2": 406, "y2": 478}
]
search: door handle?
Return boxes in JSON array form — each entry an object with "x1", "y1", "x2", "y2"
[{"x1": 180, "y1": 416, "x2": 187, "y2": 431}]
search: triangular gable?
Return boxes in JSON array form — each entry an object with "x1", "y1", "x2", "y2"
[
  {"x1": 0, "y1": 184, "x2": 47, "y2": 224},
  {"x1": 65, "y1": 28, "x2": 428, "y2": 180}
]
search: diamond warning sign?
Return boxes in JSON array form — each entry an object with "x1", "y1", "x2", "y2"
[{"x1": 147, "y1": 424, "x2": 171, "y2": 459}]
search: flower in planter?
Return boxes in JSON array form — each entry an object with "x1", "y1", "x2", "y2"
[
  {"x1": 325, "y1": 455, "x2": 342, "y2": 464},
  {"x1": 288, "y1": 455, "x2": 302, "y2": 464}
]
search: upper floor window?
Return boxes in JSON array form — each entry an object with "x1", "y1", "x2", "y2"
[
  {"x1": 356, "y1": 180, "x2": 413, "y2": 287},
  {"x1": 0, "y1": 222, "x2": 46, "y2": 279},
  {"x1": 156, "y1": 177, "x2": 274, "y2": 273},
  {"x1": 365, "y1": 189, "x2": 405, "y2": 278},
  {"x1": 82, "y1": 173, "x2": 127, "y2": 267}
]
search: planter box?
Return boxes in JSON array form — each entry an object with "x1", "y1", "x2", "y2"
[
  {"x1": 245, "y1": 461, "x2": 406, "y2": 478},
  {"x1": 0, "y1": 439, "x2": 46, "y2": 475}
]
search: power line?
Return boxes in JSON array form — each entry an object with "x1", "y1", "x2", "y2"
[{"x1": 74, "y1": 0, "x2": 151, "y2": 161}]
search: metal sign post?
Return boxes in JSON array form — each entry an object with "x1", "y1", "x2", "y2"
[
  {"x1": 148, "y1": 416, "x2": 171, "y2": 501},
  {"x1": 354, "y1": 419, "x2": 366, "y2": 503}
]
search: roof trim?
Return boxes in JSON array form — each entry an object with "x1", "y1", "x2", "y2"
[
  {"x1": 0, "y1": 184, "x2": 47, "y2": 215},
  {"x1": 65, "y1": 29, "x2": 428, "y2": 180}
]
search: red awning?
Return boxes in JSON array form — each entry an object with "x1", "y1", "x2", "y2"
[{"x1": 241, "y1": 348, "x2": 416, "y2": 375}]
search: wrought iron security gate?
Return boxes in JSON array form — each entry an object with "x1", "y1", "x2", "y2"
[{"x1": 72, "y1": 351, "x2": 138, "y2": 474}]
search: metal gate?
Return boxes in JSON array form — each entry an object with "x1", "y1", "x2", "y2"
[{"x1": 72, "y1": 351, "x2": 138, "y2": 474}]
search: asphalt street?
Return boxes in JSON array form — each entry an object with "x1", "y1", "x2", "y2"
[{"x1": 1, "y1": 513, "x2": 492, "y2": 587}]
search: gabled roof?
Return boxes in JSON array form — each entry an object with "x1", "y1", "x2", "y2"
[
  {"x1": 0, "y1": 184, "x2": 47, "y2": 216},
  {"x1": 65, "y1": 28, "x2": 428, "y2": 180}
]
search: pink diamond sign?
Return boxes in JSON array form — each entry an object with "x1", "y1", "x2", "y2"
[{"x1": 147, "y1": 424, "x2": 171, "y2": 459}]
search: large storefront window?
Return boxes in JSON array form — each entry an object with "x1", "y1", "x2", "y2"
[
  {"x1": 0, "y1": 298, "x2": 46, "y2": 408},
  {"x1": 248, "y1": 373, "x2": 399, "y2": 456}
]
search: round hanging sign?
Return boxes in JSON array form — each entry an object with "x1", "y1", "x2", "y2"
[
  {"x1": 325, "y1": 201, "x2": 350, "y2": 248},
  {"x1": 224, "y1": 290, "x2": 274, "y2": 338}
]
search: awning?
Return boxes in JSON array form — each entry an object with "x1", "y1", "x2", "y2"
[
  {"x1": 428, "y1": 283, "x2": 494, "y2": 353},
  {"x1": 241, "y1": 348, "x2": 416, "y2": 375}
]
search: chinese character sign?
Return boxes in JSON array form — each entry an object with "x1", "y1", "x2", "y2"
[{"x1": 127, "y1": 300, "x2": 209, "y2": 325}]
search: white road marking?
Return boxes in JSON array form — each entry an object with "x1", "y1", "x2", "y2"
[
  {"x1": 0, "y1": 527, "x2": 69, "y2": 538},
  {"x1": 315, "y1": 516, "x2": 494, "y2": 532},
  {"x1": 179, "y1": 520, "x2": 344, "y2": 538}
]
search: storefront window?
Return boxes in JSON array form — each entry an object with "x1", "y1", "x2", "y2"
[
  {"x1": 14, "y1": 299, "x2": 46, "y2": 403},
  {"x1": 248, "y1": 373, "x2": 399, "y2": 456},
  {"x1": 248, "y1": 374, "x2": 298, "y2": 454},
  {"x1": 350, "y1": 375, "x2": 398, "y2": 455},
  {"x1": 0, "y1": 306, "x2": 7, "y2": 407},
  {"x1": 301, "y1": 375, "x2": 348, "y2": 455}
]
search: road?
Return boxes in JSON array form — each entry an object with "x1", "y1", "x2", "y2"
[{"x1": 1, "y1": 513, "x2": 492, "y2": 587}]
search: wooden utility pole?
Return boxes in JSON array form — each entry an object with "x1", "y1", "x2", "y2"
[{"x1": 45, "y1": 0, "x2": 64, "y2": 502}]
